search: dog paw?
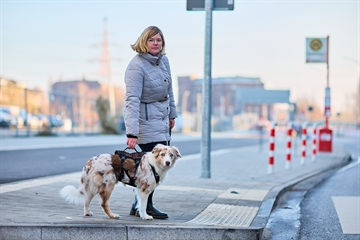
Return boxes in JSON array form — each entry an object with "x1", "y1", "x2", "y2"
[
  {"x1": 111, "y1": 214, "x2": 120, "y2": 219},
  {"x1": 143, "y1": 215, "x2": 153, "y2": 220},
  {"x1": 84, "y1": 211, "x2": 93, "y2": 216}
]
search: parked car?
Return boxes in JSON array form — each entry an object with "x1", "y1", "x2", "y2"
[
  {"x1": 49, "y1": 115, "x2": 63, "y2": 128},
  {"x1": 36, "y1": 114, "x2": 49, "y2": 127},
  {"x1": 0, "y1": 106, "x2": 25, "y2": 128},
  {"x1": 27, "y1": 114, "x2": 41, "y2": 129},
  {"x1": 0, "y1": 107, "x2": 16, "y2": 127},
  {"x1": 0, "y1": 111, "x2": 11, "y2": 128}
]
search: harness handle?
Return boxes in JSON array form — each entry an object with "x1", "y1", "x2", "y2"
[{"x1": 123, "y1": 146, "x2": 141, "y2": 153}]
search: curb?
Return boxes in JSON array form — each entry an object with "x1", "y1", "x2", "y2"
[
  {"x1": 0, "y1": 223, "x2": 260, "y2": 240},
  {"x1": 254, "y1": 153, "x2": 352, "y2": 239}
]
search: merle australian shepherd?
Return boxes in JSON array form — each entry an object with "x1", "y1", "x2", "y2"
[{"x1": 60, "y1": 144, "x2": 181, "y2": 220}]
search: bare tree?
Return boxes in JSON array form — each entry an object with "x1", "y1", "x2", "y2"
[
  {"x1": 295, "y1": 94, "x2": 322, "y2": 122},
  {"x1": 95, "y1": 96, "x2": 118, "y2": 134}
]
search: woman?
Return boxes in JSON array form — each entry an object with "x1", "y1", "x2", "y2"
[{"x1": 124, "y1": 26, "x2": 177, "y2": 219}]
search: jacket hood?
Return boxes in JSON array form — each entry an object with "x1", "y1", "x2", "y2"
[{"x1": 139, "y1": 52, "x2": 163, "y2": 65}]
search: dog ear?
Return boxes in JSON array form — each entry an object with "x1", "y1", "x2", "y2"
[
  {"x1": 152, "y1": 145, "x2": 161, "y2": 158},
  {"x1": 171, "y1": 146, "x2": 182, "y2": 158}
]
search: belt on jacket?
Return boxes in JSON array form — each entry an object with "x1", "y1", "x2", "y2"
[{"x1": 141, "y1": 95, "x2": 169, "y2": 104}]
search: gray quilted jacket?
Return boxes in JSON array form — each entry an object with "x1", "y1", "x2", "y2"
[{"x1": 124, "y1": 52, "x2": 177, "y2": 144}]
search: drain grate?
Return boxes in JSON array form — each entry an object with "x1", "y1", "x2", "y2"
[{"x1": 186, "y1": 203, "x2": 258, "y2": 227}]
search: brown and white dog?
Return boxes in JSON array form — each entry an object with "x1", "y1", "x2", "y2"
[{"x1": 60, "y1": 144, "x2": 181, "y2": 220}]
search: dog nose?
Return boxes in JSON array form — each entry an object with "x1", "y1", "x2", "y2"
[{"x1": 165, "y1": 161, "x2": 170, "y2": 166}]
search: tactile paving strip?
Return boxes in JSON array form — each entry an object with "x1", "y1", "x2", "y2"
[
  {"x1": 158, "y1": 185, "x2": 224, "y2": 194},
  {"x1": 186, "y1": 203, "x2": 258, "y2": 227}
]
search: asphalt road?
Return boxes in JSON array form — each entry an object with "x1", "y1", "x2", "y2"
[
  {"x1": 299, "y1": 159, "x2": 360, "y2": 239},
  {"x1": 0, "y1": 137, "x2": 260, "y2": 184},
  {"x1": 262, "y1": 135, "x2": 359, "y2": 240}
]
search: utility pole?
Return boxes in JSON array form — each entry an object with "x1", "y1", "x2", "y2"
[{"x1": 99, "y1": 18, "x2": 116, "y2": 116}]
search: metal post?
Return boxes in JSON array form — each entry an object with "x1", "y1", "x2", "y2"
[
  {"x1": 48, "y1": 92, "x2": 52, "y2": 135},
  {"x1": 267, "y1": 122, "x2": 275, "y2": 174},
  {"x1": 201, "y1": 0, "x2": 213, "y2": 178},
  {"x1": 300, "y1": 122, "x2": 307, "y2": 165},
  {"x1": 325, "y1": 36, "x2": 330, "y2": 128},
  {"x1": 326, "y1": 36, "x2": 330, "y2": 88},
  {"x1": 259, "y1": 124, "x2": 263, "y2": 152},
  {"x1": 311, "y1": 125, "x2": 317, "y2": 162},
  {"x1": 285, "y1": 122, "x2": 292, "y2": 169},
  {"x1": 24, "y1": 88, "x2": 30, "y2": 137},
  {"x1": 70, "y1": 96, "x2": 75, "y2": 135}
]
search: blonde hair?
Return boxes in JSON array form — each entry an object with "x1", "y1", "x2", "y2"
[{"x1": 131, "y1": 26, "x2": 166, "y2": 54}]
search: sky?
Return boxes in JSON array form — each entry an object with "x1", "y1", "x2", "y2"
[{"x1": 1, "y1": 0, "x2": 359, "y2": 114}]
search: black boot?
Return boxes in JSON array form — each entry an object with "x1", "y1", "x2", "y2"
[
  {"x1": 129, "y1": 196, "x2": 137, "y2": 215},
  {"x1": 146, "y1": 191, "x2": 168, "y2": 219},
  {"x1": 129, "y1": 191, "x2": 168, "y2": 219}
]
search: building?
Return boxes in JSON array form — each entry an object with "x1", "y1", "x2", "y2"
[
  {"x1": 0, "y1": 76, "x2": 48, "y2": 115},
  {"x1": 236, "y1": 88, "x2": 292, "y2": 123},
  {"x1": 178, "y1": 76, "x2": 263, "y2": 115},
  {"x1": 51, "y1": 79, "x2": 125, "y2": 130},
  {"x1": 177, "y1": 76, "x2": 293, "y2": 130}
]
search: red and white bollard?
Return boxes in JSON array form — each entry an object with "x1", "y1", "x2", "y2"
[
  {"x1": 300, "y1": 122, "x2": 307, "y2": 165},
  {"x1": 312, "y1": 126, "x2": 317, "y2": 162},
  {"x1": 285, "y1": 122, "x2": 292, "y2": 169},
  {"x1": 268, "y1": 122, "x2": 276, "y2": 174}
]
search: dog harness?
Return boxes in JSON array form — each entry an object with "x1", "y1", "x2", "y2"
[
  {"x1": 150, "y1": 164, "x2": 160, "y2": 183},
  {"x1": 114, "y1": 149, "x2": 160, "y2": 187}
]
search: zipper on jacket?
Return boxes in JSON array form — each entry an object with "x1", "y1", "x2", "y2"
[{"x1": 145, "y1": 103, "x2": 148, "y2": 121}]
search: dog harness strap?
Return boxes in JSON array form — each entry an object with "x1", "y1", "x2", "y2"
[
  {"x1": 126, "y1": 172, "x2": 136, "y2": 187},
  {"x1": 150, "y1": 164, "x2": 160, "y2": 183},
  {"x1": 119, "y1": 155, "x2": 126, "y2": 181},
  {"x1": 114, "y1": 149, "x2": 146, "y2": 186}
]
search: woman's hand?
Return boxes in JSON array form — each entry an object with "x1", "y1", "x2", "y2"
[
  {"x1": 169, "y1": 118, "x2": 175, "y2": 129},
  {"x1": 126, "y1": 137, "x2": 137, "y2": 149}
]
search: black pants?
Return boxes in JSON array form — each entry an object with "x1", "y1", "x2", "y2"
[{"x1": 138, "y1": 141, "x2": 167, "y2": 152}]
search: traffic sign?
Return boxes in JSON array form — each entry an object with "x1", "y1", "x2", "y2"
[
  {"x1": 187, "y1": 0, "x2": 234, "y2": 11},
  {"x1": 306, "y1": 37, "x2": 328, "y2": 63}
]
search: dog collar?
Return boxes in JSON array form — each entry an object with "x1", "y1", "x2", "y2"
[{"x1": 150, "y1": 164, "x2": 160, "y2": 184}]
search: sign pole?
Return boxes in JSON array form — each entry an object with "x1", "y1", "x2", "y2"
[
  {"x1": 325, "y1": 36, "x2": 330, "y2": 128},
  {"x1": 187, "y1": 0, "x2": 234, "y2": 177},
  {"x1": 201, "y1": 0, "x2": 213, "y2": 178},
  {"x1": 306, "y1": 36, "x2": 332, "y2": 152}
]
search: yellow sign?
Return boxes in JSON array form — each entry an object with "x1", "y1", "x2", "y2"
[
  {"x1": 309, "y1": 39, "x2": 323, "y2": 51},
  {"x1": 306, "y1": 37, "x2": 327, "y2": 63}
]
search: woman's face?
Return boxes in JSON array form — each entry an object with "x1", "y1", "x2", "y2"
[{"x1": 146, "y1": 33, "x2": 163, "y2": 56}]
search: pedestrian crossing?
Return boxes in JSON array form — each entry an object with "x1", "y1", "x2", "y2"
[{"x1": 332, "y1": 196, "x2": 360, "y2": 234}]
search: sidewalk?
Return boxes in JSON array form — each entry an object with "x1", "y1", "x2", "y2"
[{"x1": 0, "y1": 133, "x2": 351, "y2": 240}]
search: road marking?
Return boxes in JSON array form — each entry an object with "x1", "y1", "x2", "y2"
[
  {"x1": 0, "y1": 172, "x2": 81, "y2": 194},
  {"x1": 332, "y1": 196, "x2": 360, "y2": 234},
  {"x1": 338, "y1": 157, "x2": 360, "y2": 172}
]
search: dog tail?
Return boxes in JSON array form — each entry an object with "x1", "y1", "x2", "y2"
[{"x1": 60, "y1": 185, "x2": 86, "y2": 205}]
